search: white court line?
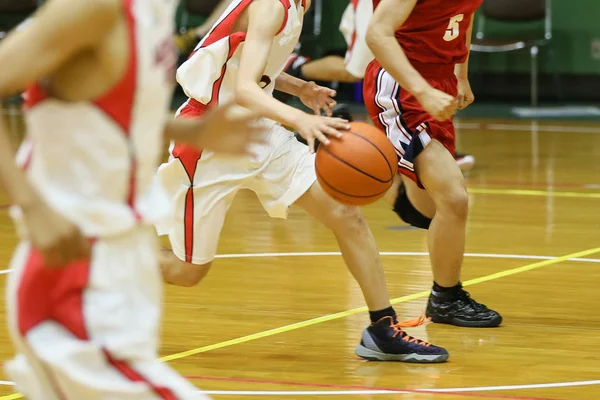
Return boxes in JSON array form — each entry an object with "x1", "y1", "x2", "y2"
[
  {"x1": 0, "y1": 382, "x2": 13, "y2": 387},
  {"x1": 0, "y1": 252, "x2": 599, "y2": 276}
]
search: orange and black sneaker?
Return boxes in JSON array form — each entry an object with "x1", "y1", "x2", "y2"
[
  {"x1": 426, "y1": 285, "x2": 502, "y2": 328},
  {"x1": 355, "y1": 316, "x2": 449, "y2": 363}
]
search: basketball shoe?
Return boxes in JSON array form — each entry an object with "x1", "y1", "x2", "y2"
[
  {"x1": 355, "y1": 316, "x2": 449, "y2": 363},
  {"x1": 455, "y1": 152, "x2": 476, "y2": 172},
  {"x1": 426, "y1": 284, "x2": 502, "y2": 328}
]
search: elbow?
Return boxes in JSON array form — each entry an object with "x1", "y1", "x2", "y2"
[
  {"x1": 234, "y1": 83, "x2": 253, "y2": 109},
  {"x1": 366, "y1": 25, "x2": 382, "y2": 53},
  {"x1": 366, "y1": 21, "x2": 396, "y2": 55}
]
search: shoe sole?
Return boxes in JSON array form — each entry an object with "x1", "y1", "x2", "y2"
[
  {"x1": 427, "y1": 314, "x2": 503, "y2": 328},
  {"x1": 354, "y1": 344, "x2": 449, "y2": 363}
]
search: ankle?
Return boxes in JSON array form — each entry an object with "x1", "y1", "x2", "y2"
[
  {"x1": 369, "y1": 306, "x2": 397, "y2": 324},
  {"x1": 432, "y1": 281, "x2": 462, "y2": 297}
]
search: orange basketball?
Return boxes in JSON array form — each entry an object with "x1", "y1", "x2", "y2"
[{"x1": 315, "y1": 122, "x2": 398, "y2": 206}]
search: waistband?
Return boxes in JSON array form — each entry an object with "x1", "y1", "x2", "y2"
[{"x1": 410, "y1": 61, "x2": 456, "y2": 79}]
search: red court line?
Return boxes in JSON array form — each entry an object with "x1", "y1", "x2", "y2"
[{"x1": 185, "y1": 375, "x2": 561, "y2": 400}]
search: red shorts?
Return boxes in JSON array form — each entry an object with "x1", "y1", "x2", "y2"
[{"x1": 363, "y1": 60, "x2": 457, "y2": 186}]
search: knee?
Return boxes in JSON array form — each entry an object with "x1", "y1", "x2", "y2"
[
  {"x1": 161, "y1": 254, "x2": 212, "y2": 287},
  {"x1": 178, "y1": 262, "x2": 212, "y2": 287},
  {"x1": 439, "y1": 188, "x2": 469, "y2": 220},
  {"x1": 322, "y1": 203, "x2": 367, "y2": 232}
]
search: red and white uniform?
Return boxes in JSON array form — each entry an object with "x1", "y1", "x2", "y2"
[
  {"x1": 339, "y1": 0, "x2": 374, "y2": 79},
  {"x1": 156, "y1": 0, "x2": 315, "y2": 265},
  {"x1": 364, "y1": 0, "x2": 481, "y2": 184},
  {"x1": 5, "y1": 0, "x2": 203, "y2": 398}
]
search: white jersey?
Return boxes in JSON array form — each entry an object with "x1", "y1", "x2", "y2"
[
  {"x1": 176, "y1": 0, "x2": 307, "y2": 109},
  {"x1": 339, "y1": 0, "x2": 374, "y2": 79},
  {"x1": 17, "y1": 0, "x2": 177, "y2": 237}
]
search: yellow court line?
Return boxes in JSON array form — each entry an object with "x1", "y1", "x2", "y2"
[
  {"x1": 2, "y1": 247, "x2": 599, "y2": 399},
  {"x1": 160, "y1": 246, "x2": 600, "y2": 363},
  {"x1": 469, "y1": 188, "x2": 600, "y2": 199},
  {"x1": 0, "y1": 395, "x2": 21, "y2": 400}
]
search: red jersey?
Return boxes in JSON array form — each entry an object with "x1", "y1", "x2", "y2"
[{"x1": 373, "y1": 0, "x2": 482, "y2": 67}]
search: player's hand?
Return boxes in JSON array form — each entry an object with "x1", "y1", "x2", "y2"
[
  {"x1": 21, "y1": 198, "x2": 90, "y2": 268},
  {"x1": 416, "y1": 87, "x2": 457, "y2": 121},
  {"x1": 298, "y1": 81, "x2": 337, "y2": 117},
  {"x1": 456, "y1": 77, "x2": 475, "y2": 110},
  {"x1": 196, "y1": 102, "x2": 266, "y2": 156},
  {"x1": 294, "y1": 114, "x2": 350, "y2": 153}
]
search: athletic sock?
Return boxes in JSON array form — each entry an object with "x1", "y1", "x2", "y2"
[
  {"x1": 431, "y1": 281, "x2": 462, "y2": 298},
  {"x1": 369, "y1": 306, "x2": 397, "y2": 324}
]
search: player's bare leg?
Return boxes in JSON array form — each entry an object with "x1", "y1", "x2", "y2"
[
  {"x1": 294, "y1": 181, "x2": 449, "y2": 363},
  {"x1": 389, "y1": 140, "x2": 501, "y2": 327},
  {"x1": 294, "y1": 182, "x2": 390, "y2": 311},
  {"x1": 414, "y1": 140, "x2": 467, "y2": 287}
]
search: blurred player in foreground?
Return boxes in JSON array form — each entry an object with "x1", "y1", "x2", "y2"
[
  {"x1": 0, "y1": 0, "x2": 262, "y2": 398},
  {"x1": 158, "y1": 0, "x2": 450, "y2": 363},
  {"x1": 363, "y1": 0, "x2": 502, "y2": 335}
]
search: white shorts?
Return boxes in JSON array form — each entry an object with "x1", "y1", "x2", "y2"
[
  {"x1": 4, "y1": 227, "x2": 205, "y2": 400},
  {"x1": 156, "y1": 123, "x2": 316, "y2": 265},
  {"x1": 339, "y1": 0, "x2": 374, "y2": 79}
]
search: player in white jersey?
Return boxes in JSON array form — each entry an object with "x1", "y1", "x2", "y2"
[
  {"x1": 158, "y1": 0, "x2": 450, "y2": 363},
  {"x1": 0, "y1": 0, "x2": 263, "y2": 398}
]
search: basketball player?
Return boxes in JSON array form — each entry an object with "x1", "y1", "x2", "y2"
[
  {"x1": 158, "y1": 0, "x2": 449, "y2": 363},
  {"x1": 363, "y1": 0, "x2": 502, "y2": 330},
  {"x1": 0, "y1": 0, "x2": 263, "y2": 397},
  {"x1": 286, "y1": 0, "x2": 476, "y2": 171}
]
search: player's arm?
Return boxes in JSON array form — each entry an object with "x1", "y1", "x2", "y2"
[
  {"x1": 0, "y1": 0, "x2": 119, "y2": 264},
  {"x1": 164, "y1": 103, "x2": 264, "y2": 156},
  {"x1": 454, "y1": 14, "x2": 475, "y2": 110},
  {"x1": 274, "y1": 72, "x2": 306, "y2": 97},
  {"x1": 235, "y1": 0, "x2": 348, "y2": 152},
  {"x1": 454, "y1": 14, "x2": 474, "y2": 80},
  {"x1": 0, "y1": 0, "x2": 119, "y2": 206},
  {"x1": 366, "y1": 0, "x2": 455, "y2": 121},
  {"x1": 275, "y1": 72, "x2": 337, "y2": 116}
]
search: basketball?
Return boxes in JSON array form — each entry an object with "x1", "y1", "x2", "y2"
[{"x1": 315, "y1": 122, "x2": 398, "y2": 206}]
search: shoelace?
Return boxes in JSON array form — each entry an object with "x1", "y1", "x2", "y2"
[
  {"x1": 390, "y1": 313, "x2": 433, "y2": 347},
  {"x1": 456, "y1": 289, "x2": 488, "y2": 312}
]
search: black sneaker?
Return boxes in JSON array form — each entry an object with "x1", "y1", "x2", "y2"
[
  {"x1": 426, "y1": 286, "x2": 502, "y2": 328},
  {"x1": 355, "y1": 317, "x2": 449, "y2": 363},
  {"x1": 294, "y1": 104, "x2": 353, "y2": 150}
]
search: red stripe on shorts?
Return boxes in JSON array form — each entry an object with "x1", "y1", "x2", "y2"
[{"x1": 103, "y1": 349, "x2": 180, "y2": 400}]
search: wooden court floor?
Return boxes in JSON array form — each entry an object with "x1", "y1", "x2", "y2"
[{"x1": 0, "y1": 116, "x2": 600, "y2": 399}]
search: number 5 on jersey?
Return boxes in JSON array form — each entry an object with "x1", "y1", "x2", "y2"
[{"x1": 443, "y1": 14, "x2": 464, "y2": 42}]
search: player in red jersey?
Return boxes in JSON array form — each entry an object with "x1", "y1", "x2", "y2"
[
  {"x1": 0, "y1": 0, "x2": 262, "y2": 397},
  {"x1": 362, "y1": 0, "x2": 502, "y2": 333}
]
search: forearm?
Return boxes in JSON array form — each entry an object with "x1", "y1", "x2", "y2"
[
  {"x1": 236, "y1": 82, "x2": 303, "y2": 127},
  {"x1": 454, "y1": 14, "x2": 474, "y2": 79},
  {"x1": 0, "y1": 123, "x2": 38, "y2": 207},
  {"x1": 274, "y1": 72, "x2": 306, "y2": 97},
  {"x1": 164, "y1": 119, "x2": 203, "y2": 145},
  {"x1": 366, "y1": 30, "x2": 431, "y2": 97}
]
